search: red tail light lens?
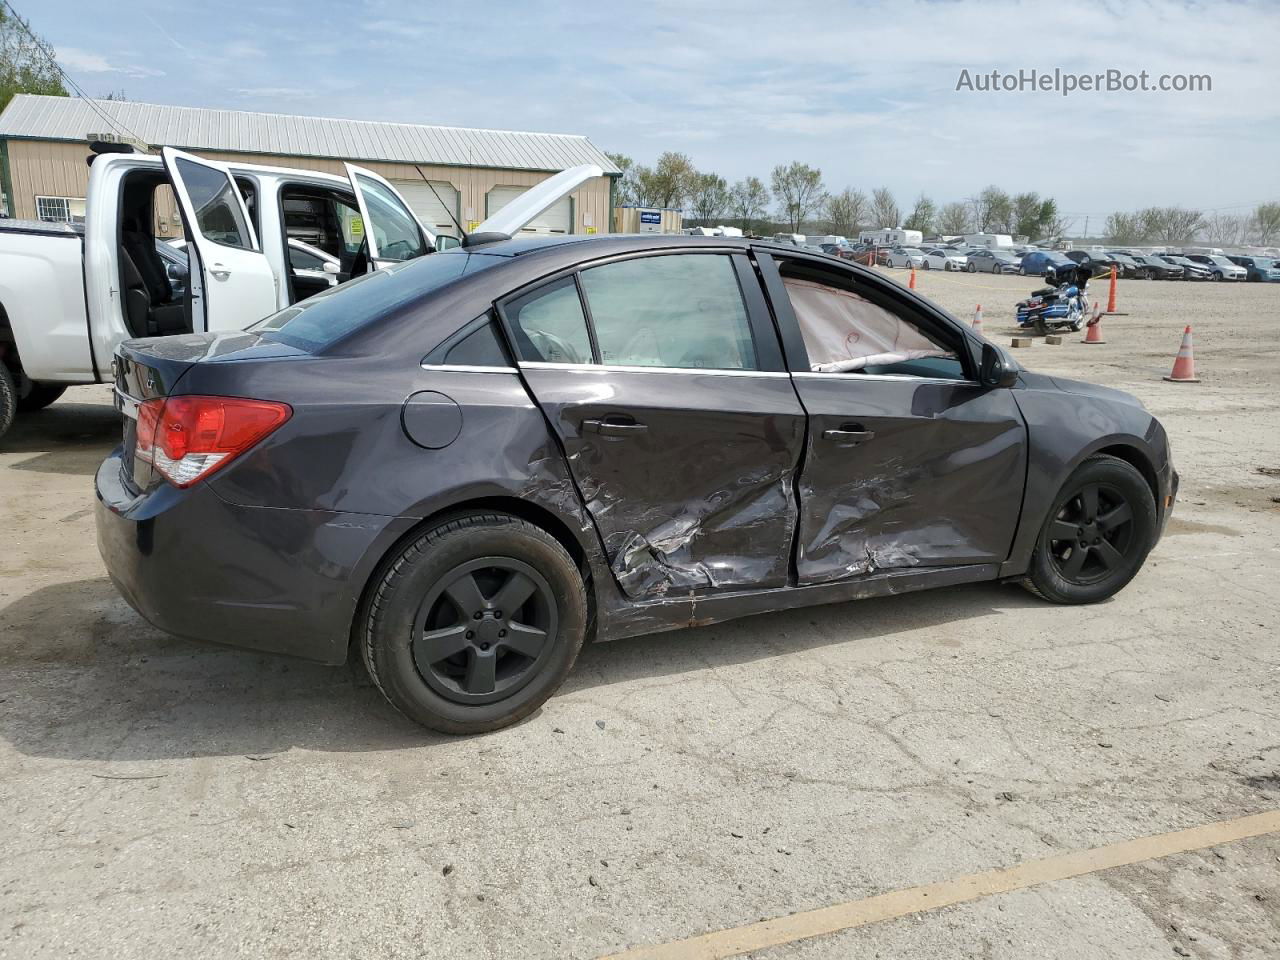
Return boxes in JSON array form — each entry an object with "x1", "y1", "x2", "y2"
[{"x1": 135, "y1": 395, "x2": 291, "y2": 488}]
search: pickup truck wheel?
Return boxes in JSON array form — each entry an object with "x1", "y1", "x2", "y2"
[
  {"x1": 16, "y1": 383, "x2": 67, "y2": 413},
  {"x1": 0, "y1": 364, "x2": 14, "y2": 439},
  {"x1": 1023, "y1": 455, "x2": 1156, "y2": 604},
  {"x1": 362, "y1": 512, "x2": 587, "y2": 735}
]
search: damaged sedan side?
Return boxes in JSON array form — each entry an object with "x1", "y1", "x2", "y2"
[{"x1": 96, "y1": 234, "x2": 1177, "y2": 734}]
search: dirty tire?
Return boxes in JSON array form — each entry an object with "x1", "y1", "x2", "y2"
[
  {"x1": 0, "y1": 363, "x2": 15, "y2": 440},
  {"x1": 16, "y1": 382, "x2": 66, "y2": 413},
  {"x1": 362, "y1": 512, "x2": 587, "y2": 735},
  {"x1": 1023, "y1": 455, "x2": 1157, "y2": 604}
]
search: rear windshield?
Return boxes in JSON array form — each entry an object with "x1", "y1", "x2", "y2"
[{"x1": 252, "y1": 251, "x2": 497, "y2": 351}]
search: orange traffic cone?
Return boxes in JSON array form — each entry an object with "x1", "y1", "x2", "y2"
[
  {"x1": 908, "y1": 267, "x2": 917, "y2": 290},
  {"x1": 1163, "y1": 326, "x2": 1200, "y2": 383},
  {"x1": 972, "y1": 304, "x2": 983, "y2": 335},
  {"x1": 1106, "y1": 264, "x2": 1118, "y2": 313},
  {"x1": 1082, "y1": 301, "x2": 1105, "y2": 343}
]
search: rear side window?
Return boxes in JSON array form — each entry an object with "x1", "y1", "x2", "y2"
[
  {"x1": 174, "y1": 158, "x2": 251, "y2": 250},
  {"x1": 505, "y1": 277, "x2": 594, "y2": 364},
  {"x1": 578, "y1": 254, "x2": 758, "y2": 370},
  {"x1": 443, "y1": 320, "x2": 509, "y2": 367}
]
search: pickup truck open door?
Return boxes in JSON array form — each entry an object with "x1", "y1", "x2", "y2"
[
  {"x1": 343, "y1": 163, "x2": 437, "y2": 269},
  {"x1": 161, "y1": 147, "x2": 278, "y2": 332}
]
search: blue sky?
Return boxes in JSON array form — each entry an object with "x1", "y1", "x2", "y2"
[{"x1": 29, "y1": 0, "x2": 1280, "y2": 230}]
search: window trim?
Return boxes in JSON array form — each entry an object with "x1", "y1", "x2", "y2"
[
  {"x1": 493, "y1": 249, "x2": 788, "y2": 374},
  {"x1": 753, "y1": 249, "x2": 983, "y2": 381}
]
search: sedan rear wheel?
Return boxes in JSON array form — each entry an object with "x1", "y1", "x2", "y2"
[
  {"x1": 967, "y1": 262, "x2": 977, "y2": 273},
  {"x1": 1023, "y1": 455, "x2": 1156, "y2": 604},
  {"x1": 362, "y1": 512, "x2": 587, "y2": 734}
]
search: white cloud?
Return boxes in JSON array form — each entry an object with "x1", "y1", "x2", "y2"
[{"x1": 58, "y1": 46, "x2": 164, "y2": 79}]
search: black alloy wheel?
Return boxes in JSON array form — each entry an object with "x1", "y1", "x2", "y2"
[
  {"x1": 1024, "y1": 455, "x2": 1157, "y2": 604},
  {"x1": 413, "y1": 558, "x2": 557, "y2": 705},
  {"x1": 362, "y1": 512, "x2": 587, "y2": 734}
]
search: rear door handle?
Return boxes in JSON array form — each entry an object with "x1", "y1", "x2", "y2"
[
  {"x1": 210, "y1": 264, "x2": 231, "y2": 280},
  {"x1": 583, "y1": 416, "x2": 648, "y2": 437},
  {"x1": 823, "y1": 424, "x2": 875, "y2": 444}
]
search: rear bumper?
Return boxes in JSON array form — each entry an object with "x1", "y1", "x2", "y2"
[{"x1": 94, "y1": 448, "x2": 404, "y2": 665}]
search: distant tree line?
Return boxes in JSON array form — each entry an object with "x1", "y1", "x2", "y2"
[
  {"x1": 607, "y1": 152, "x2": 1073, "y2": 242},
  {"x1": 1104, "y1": 203, "x2": 1280, "y2": 247}
]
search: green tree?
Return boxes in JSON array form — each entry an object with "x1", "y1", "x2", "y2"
[
  {"x1": 771, "y1": 162, "x2": 825, "y2": 232},
  {"x1": 606, "y1": 152, "x2": 637, "y2": 207},
  {"x1": 728, "y1": 176, "x2": 770, "y2": 234},
  {"x1": 688, "y1": 172, "x2": 731, "y2": 223},
  {"x1": 1137, "y1": 206, "x2": 1204, "y2": 244},
  {"x1": 0, "y1": 6, "x2": 68, "y2": 112},
  {"x1": 634, "y1": 151, "x2": 697, "y2": 209},
  {"x1": 937, "y1": 201, "x2": 972, "y2": 235},
  {"x1": 972, "y1": 185, "x2": 1012, "y2": 232},
  {"x1": 1251, "y1": 202, "x2": 1280, "y2": 245},
  {"x1": 869, "y1": 187, "x2": 900, "y2": 229},
  {"x1": 1104, "y1": 211, "x2": 1145, "y2": 245},
  {"x1": 902, "y1": 194, "x2": 936, "y2": 234},
  {"x1": 825, "y1": 187, "x2": 869, "y2": 237}
]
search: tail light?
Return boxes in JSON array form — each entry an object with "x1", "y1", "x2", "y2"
[{"x1": 136, "y1": 395, "x2": 291, "y2": 488}]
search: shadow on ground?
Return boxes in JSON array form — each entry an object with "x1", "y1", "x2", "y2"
[
  {"x1": 2, "y1": 402, "x2": 120, "y2": 475},
  {"x1": 0, "y1": 575, "x2": 1041, "y2": 763}
]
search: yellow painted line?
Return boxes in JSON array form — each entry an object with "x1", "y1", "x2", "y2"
[{"x1": 600, "y1": 808, "x2": 1280, "y2": 960}]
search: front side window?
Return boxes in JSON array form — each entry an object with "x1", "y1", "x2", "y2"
[
  {"x1": 505, "y1": 277, "x2": 594, "y2": 364},
  {"x1": 174, "y1": 158, "x2": 251, "y2": 249},
  {"x1": 355, "y1": 175, "x2": 427, "y2": 262},
  {"x1": 780, "y1": 268, "x2": 961, "y2": 379},
  {"x1": 578, "y1": 254, "x2": 758, "y2": 370}
]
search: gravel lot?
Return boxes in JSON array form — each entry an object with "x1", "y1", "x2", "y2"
[{"x1": 2, "y1": 271, "x2": 1278, "y2": 959}]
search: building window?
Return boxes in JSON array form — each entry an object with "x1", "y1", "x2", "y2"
[{"x1": 36, "y1": 196, "x2": 87, "y2": 223}]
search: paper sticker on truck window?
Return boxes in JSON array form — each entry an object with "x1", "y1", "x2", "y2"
[{"x1": 349, "y1": 216, "x2": 364, "y2": 237}]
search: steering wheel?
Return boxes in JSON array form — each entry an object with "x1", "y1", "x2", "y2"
[{"x1": 526, "y1": 328, "x2": 585, "y2": 364}]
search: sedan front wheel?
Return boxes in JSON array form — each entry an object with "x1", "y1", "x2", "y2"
[
  {"x1": 1023, "y1": 455, "x2": 1156, "y2": 604},
  {"x1": 362, "y1": 511, "x2": 587, "y2": 734}
]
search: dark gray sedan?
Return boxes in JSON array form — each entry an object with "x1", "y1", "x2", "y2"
[{"x1": 97, "y1": 235, "x2": 1178, "y2": 733}]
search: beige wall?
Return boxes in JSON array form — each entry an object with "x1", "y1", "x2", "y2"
[{"x1": 4, "y1": 139, "x2": 613, "y2": 236}]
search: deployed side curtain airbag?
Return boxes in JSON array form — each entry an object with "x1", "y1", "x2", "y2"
[{"x1": 783, "y1": 277, "x2": 952, "y2": 372}]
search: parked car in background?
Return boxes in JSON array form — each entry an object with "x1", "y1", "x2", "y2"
[
  {"x1": 1019, "y1": 251, "x2": 1074, "y2": 276},
  {"x1": 1183, "y1": 254, "x2": 1246, "y2": 281},
  {"x1": 819, "y1": 242, "x2": 857, "y2": 261},
  {"x1": 966, "y1": 248, "x2": 1021, "y2": 274},
  {"x1": 1065, "y1": 250, "x2": 1133, "y2": 278},
  {"x1": 1227, "y1": 255, "x2": 1280, "y2": 282},
  {"x1": 923, "y1": 248, "x2": 968, "y2": 271},
  {"x1": 1156, "y1": 255, "x2": 1212, "y2": 280},
  {"x1": 885, "y1": 246, "x2": 926, "y2": 269},
  {"x1": 96, "y1": 234, "x2": 1177, "y2": 734},
  {"x1": 1123, "y1": 254, "x2": 1184, "y2": 280}
]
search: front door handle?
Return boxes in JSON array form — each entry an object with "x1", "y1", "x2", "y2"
[
  {"x1": 823, "y1": 424, "x2": 875, "y2": 444},
  {"x1": 583, "y1": 416, "x2": 648, "y2": 437},
  {"x1": 210, "y1": 264, "x2": 231, "y2": 280}
]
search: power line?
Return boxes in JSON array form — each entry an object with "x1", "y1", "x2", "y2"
[{"x1": 1, "y1": 0, "x2": 148, "y2": 145}]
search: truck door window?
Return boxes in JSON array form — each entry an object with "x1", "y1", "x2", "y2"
[{"x1": 173, "y1": 157, "x2": 252, "y2": 250}]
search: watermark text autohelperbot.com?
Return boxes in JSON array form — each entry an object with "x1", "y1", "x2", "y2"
[{"x1": 956, "y1": 68, "x2": 1211, "y2": 96}]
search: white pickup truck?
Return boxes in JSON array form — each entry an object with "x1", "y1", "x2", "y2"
[{"x1": 0, "y1": 144, "x2": 598, "y2": 439}]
